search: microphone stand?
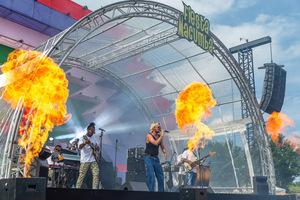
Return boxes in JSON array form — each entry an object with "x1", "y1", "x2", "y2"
[
  {"x1": 114, "y1": 139, "x2": 118, "y2": 189},
  {"x1": 197, "y1": 146, "x2": 204, "y2": 188},
  {"x1": 99, "y1": 130, "x2": 104, "y2": 189},
  {"x1": 99, "y1": 131, "x2": 104, "y2": 162}
]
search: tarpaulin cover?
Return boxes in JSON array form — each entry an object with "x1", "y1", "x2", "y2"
[
  {"x1": 37, "y1": 0, "x2": 92, "y2": 20},
  {"x1": 0, "y1": 0, "x2": 77, "y2": 36}
]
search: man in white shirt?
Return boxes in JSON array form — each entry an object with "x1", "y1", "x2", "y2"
[
  {"x1": 76, "y1": 122, "x2": 100, "y2": 189},
  {"x1": 181, "y1": 148, "x2": 198, "y2": 185},
  {"x1": 177, "y1": 148, "x2": 188, "y2": 186}
]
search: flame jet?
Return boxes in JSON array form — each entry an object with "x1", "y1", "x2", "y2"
[
  {"x1": 175, "y1": 82, "x2": 216, "y2": 151},
  {"x1": 265, "y1": 111, "x2": 295, "y2": 147},
  {"x1": 1, "y1": 49, "x2": 71, "y2": 177}
]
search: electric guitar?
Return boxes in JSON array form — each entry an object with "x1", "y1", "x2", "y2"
[
  {"x1": 184, "y1": 152, "x2": 216, "y2": 172},
  {"x1": 83, "y1": 135, "x2": 99, "y2": 162}
]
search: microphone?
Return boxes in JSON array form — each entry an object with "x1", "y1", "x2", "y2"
[{"x1": 99, "y1": 128, "x2": 105, "y2": 132}]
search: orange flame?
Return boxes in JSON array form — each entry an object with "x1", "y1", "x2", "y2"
[
  {"x1": 265, "y1": 111, "x2": 295, "y2": 147},
  {"x1": 285, "y1": 135, "x2": 300, "y2": 154},
  {"x1": 175, "y1": 82, "x2": 216, "y2": 151},
  {"x1": 1, "y1": 49, "x2": 71, "y2": 176}
]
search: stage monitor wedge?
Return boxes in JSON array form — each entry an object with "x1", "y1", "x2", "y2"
[{"x1": 259, "y1": 63, "x2": 286, "y2": 114}]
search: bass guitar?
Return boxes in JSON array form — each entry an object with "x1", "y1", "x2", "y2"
[
  {"x1": 184, "y1": 152, "x2": 216, "y2": 172},
  {"x1": 83, "y1": 135, "x2": 99, "y2": 162}
]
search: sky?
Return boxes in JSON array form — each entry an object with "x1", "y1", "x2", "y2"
[{"x1": 73, "y1": 0, "x2": 300, "y2": 140}]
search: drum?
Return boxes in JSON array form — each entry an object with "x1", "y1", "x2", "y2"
[{"x1": 196, "y1": 165, "x2": 211, "y2": 187}]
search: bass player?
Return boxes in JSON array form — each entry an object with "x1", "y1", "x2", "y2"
[{"x1": 76, "y1": 122, "x2": 100, "y2": 189}]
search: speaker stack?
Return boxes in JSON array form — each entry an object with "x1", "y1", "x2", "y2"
[
  {"x1": 259, "y1": 63, "x2": 286, "y2": 114},
  {"x1": 126, "y1": 147, "x2": 146, "y2": 182}
]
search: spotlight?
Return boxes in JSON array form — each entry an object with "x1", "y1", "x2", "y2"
[
  {"x1": 48, "y1": 137, "x2": 54, "y2": 145},
  {"x1": 83, "y1": 6, "x2": 88, "y2": 10},
  {"x1": 67, "y1": 72, "x2": 71, "y2": 76},
  {"x1": 95, "y1": 96, "x2": 99, "y2": 100},
  {"x1": 67, "y1": 12, "x2": 71, "y2": 16},
  {"x1": 19, "y1": 39, "x2": 24, "y2": 43},
  {"x1": 81, "y1": 77, "x2": 86, "y2": 81}
]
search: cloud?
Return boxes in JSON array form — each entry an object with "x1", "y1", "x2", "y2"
[{"x1": 236, "y1": 0, "x2": 257, "y2": 8}]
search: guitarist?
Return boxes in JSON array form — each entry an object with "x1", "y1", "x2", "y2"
[
  {"x1": 76, "y1": 122, "x2": 100, "y2": 189},
  {"x1": 180, "y1": 148, "x2": 206, "y2": 186}
]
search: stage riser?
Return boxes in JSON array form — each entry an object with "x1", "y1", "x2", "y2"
[
  {"x1": 207, "y1": 193, "x2": 298, "y2": 200},
  {"x1": 46, "y1": 188, "x2": 298, "y2": 200},
  {"x1": 46, "y1": 188, "x2": 178, "y2": 200}
]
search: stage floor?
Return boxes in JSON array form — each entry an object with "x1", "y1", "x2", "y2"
[{"x1": 46, "y1": 188, "x2": 298, "y2": 200}]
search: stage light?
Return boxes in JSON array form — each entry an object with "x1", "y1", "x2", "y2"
[
  {"x1": 81, "y1": 77, "x2": 86, "y2": 81},
  {"x1": 49, "y1": 137, "x2": 53, "y2": 141},
  {"x1": 67, "y1": 12, "x2": 71, "y2": 16},
  {"x1": 83, "y1": 6, "x2": 88, "y2": 10},
  {"x1": 67, "y1": 72, "x2": 71, "y2": 76},
  {"x1": 95, "y1": 96, "x2": 99, "y2": 100}
]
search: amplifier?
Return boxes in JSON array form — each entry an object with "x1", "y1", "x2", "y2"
[
  {"x1": 127, "y1": 157, "x2": 145, "y2": 171},
  {"x1": 127, "y1": 147, "x2": 145, "y2": 159},
  {"x1": 126, "y1": 171, "x2": 147, "y2": 182}
]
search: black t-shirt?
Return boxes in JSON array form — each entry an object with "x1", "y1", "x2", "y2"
[{"x1": 145, "y1": 133, "x2": 161, "y2": 156}]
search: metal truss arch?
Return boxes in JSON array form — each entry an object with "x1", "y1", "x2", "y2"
[{"x1": 33, "y1": 0, "x2": 275, "y2": 193}]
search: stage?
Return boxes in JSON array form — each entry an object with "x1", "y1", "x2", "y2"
[
  {"x1": 0, "y1": 178, "x2": 299, "y2": 200},
  {"x1": 45, "y1": 188, "x2": 299, "y2": 200}
]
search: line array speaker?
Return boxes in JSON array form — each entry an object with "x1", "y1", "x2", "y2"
[{"x1": 259, "y1": 63, "x2": 286, "y2": 114}]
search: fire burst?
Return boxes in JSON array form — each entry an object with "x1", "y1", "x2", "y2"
[
  {"x1": 265, "y1": 111, "x2": 295, "y2": 147},
  {"x1": 175, "y1": 82, "x2": 216, "y2": 151},
  {"x1": 1, "y1": 49, "x2": 71, "y2": 177}
]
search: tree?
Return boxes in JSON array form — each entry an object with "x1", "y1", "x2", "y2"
[{"x1": 269, "y1": 134, "x2": 300, "y2": 192}]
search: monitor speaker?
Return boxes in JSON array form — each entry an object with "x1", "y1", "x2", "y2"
[
  {"x1": 253, "y1": 176, "x2": 269, "y2": 195},
  {"x1": 180, "y1": 187, "x2": 207, "y2": 200},
  {"x1": 259, "y1": 63, "x2": 286, "y2": 114},
  {"x1": 119, "y1": 181, "x2": 148, "y2": 191},
  {"x1": 0, "y1": 178, "x2": 46, "y2": 200}
]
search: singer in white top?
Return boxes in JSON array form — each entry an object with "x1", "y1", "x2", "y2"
[{"x1": 76, "y1": 122, "x2": 100, "y2": 189}]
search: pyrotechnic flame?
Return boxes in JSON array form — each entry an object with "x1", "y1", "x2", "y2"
[
  {"x1": 175, "y1": 82, "x2": 216, "y2": 151},
  {"x1": 285, "y1": 135, "x2": 300, "y2": 154},
  {"x1": 265, "y1": 111, "x2": 295, "y2": 147},
  {"x1": 1, "y1": 49, "x2": 71, "y2": 177}
]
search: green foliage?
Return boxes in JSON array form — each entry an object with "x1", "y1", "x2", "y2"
[
  {"x1": 269, "y1": 134, "x2": 300, "y2": 191},
  {"x1": 206, "y1": 140, "x2": 249, "y2": 187},
  {"x1": 288, "y1": 182, "x2": 300, "y2": 193}
]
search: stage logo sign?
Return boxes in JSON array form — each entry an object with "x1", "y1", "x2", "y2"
[{"x1": 177, "y1": 2, "x2": 214, "y2": 56}]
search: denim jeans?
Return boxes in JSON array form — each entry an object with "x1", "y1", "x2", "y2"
[
  {"x1": 144, "y1": 155, "x2": 164, "y2": 192},
  {"x1": 185, "y1": 171, "x2": 197, "y2": 186}
]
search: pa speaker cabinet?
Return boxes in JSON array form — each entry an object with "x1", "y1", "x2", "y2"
[
  {"x1": 0, "y1": 178, "x2": 46, "y2": 200},
  {"x1": 120, "y1": 181, "x2": 149, "y2": 191},
  {"x1": 260, "y1": 63, "x2": 286, "y2": 114}
]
